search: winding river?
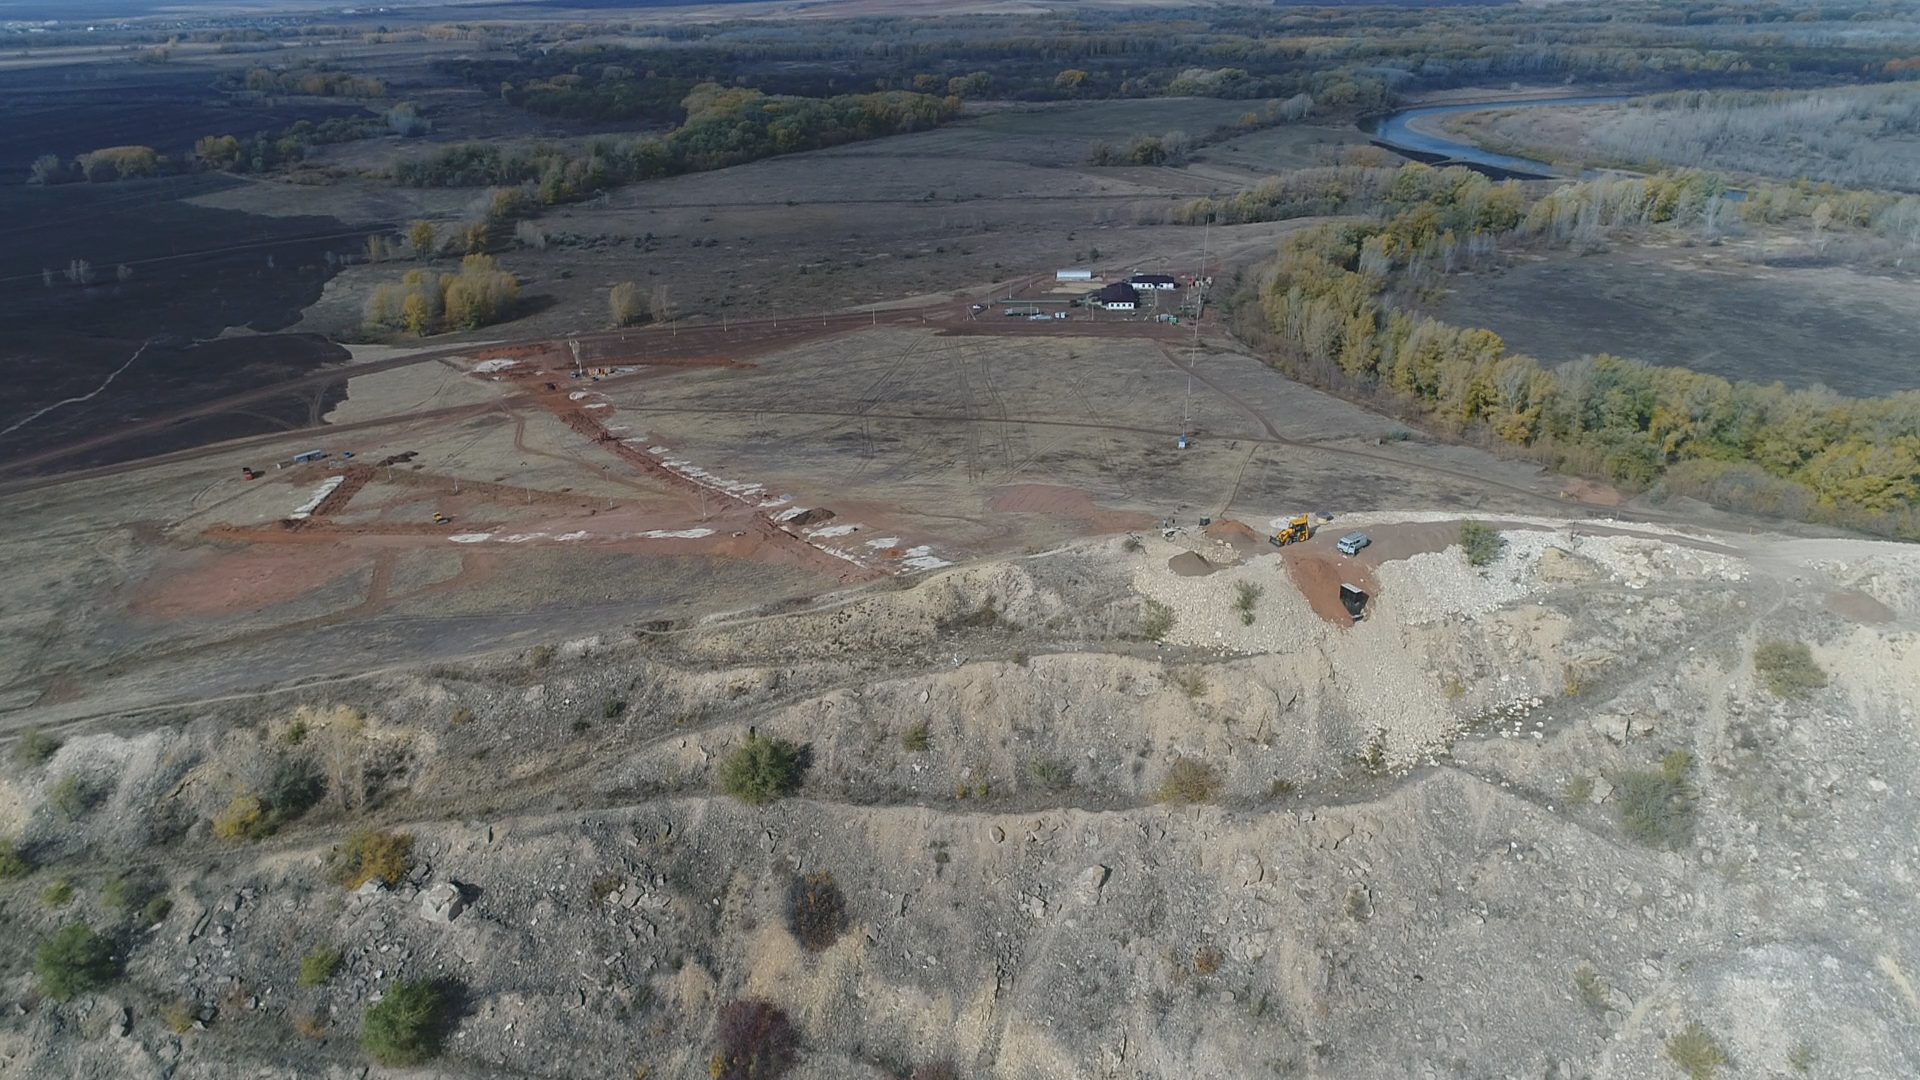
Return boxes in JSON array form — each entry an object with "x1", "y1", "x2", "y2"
[{"x1": 1363, "y1": 96, "x2": 1631, "y2": 178}]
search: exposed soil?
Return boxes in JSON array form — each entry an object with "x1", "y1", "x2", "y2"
[
  {"x1": 987, "y1": 483, "x2": 1157, "y2": 534},
  {"x1": 1826, "y1": 588, "x2": 1895, "y2": 624},
  {"x1": 130, "y1": 544, "x2": 368, "y2": 619}
]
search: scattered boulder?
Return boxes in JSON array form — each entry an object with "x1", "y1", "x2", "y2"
[{"x1": 419, "y1": 882, "x2": 467, "y2": 924}]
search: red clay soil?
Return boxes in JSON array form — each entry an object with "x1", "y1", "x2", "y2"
[
  {"x1": 988, "y1": 484, "x2": 1157, "y2": 534},
  {"x1": 1281, "y1": 549, "x2": 1380, "y2": 627},
  {"x1": 131, "y1": 545, "x2": 368, "y2": 618}
]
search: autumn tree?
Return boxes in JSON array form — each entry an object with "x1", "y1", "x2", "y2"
[
  {"x1": 409, "y1": 220, "x2": 437, "y2": 258},
  {"x1": 609, "y1": 281, "x2": 647, "y2": 327}
]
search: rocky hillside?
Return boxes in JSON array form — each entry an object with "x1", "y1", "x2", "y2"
[{"x1": 0, "y1": 519, "x2": 1915, "y2": 1080}]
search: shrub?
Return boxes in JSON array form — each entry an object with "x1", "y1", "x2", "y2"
[
  {"x1": 265, "y1": 756, "x2": 327, "y2": 825},
  {"x1": 41, "y1": 879, "x2": 74, "y2": 907},
  {"x1": 910, "y1": 1065, "x2": 958, "y2": 1080},
  {"x1": 213, "y1": 793, "x2": 267, "y2": 840},
  {"x1": 143, "y1": 895, "x2": 175, "y2": 924},
  {"x1": 448, "y1": 706, "x2": 474, "y2": 729},
  {"x1": 1666, "y1": 1021, "x2": 1727, "y2": 1080},
  {"x1": 1023, "y1": 756, "x2": 1073, "y2": 793},
  {"x1": 786, "y1": 872, "x2": 848, "y2": 953},
  {"x1": 1170, "y1": 666, "x2": 1207, "y2": 698},
  {"x1": 49, "y1": 774, "x2": 95, "y2": 820},
  {"x1": 0, "y1": 838, "x2": 29, "y2": 879},
  {"x1": 1232, "y1": 581, "x2": 1263, "y2": 625},
  {"x1": 1138, "y1": 599, "x2": 1175, "y2": 641},
  {"x1": 100, "y1": 877, "x2": 135, "y2": 910},
  {"x1": 300, "y1": 944, "x2": 344, "y2": 987},
  {"x1": 710, "y1": 1000, "x2": 799, "y2": 1080},
  {"x1": 34, "y1": 922, "x2": 118, "y2": 1001},
  {"x1": 1753, "y1": 640, "x2": 1826, "y2": 698},
  {"x1": 330, "y1": 830, "x2": 415, "y2": 889},
  {"x1": 1154, "y1": 758, "x2": 1222, "y2": 804},
  {"x1": 901, "y1": 721, "x2": 931, "y2": 752},
  {"x1": 528, "y1": 645, "x2": 553, "y2": 669},
  {"x1": 360, "y1": 978, "x2": 447, "y2": 1066},
  {"x1": 1614, "y1": 751, "x2": 1696, "y2": 850},
  {"x1": 718, "y1": 732, "x2": 804, "y2": 805},
  {"x1": 601, "y1": 698, "x2": 626, "y2": 719},
  {"x1": 1460, "y1": 521, "x2": 1503, "y2": 567},
  {"x1": 13, "y1": 729, "x2": 61, "y2": 767}
]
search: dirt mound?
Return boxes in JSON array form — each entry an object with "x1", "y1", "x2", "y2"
[
  {"x1": 1168, "y1": 551, "x2": 1215, "y2": 577},
  {"x1": 1202, "y1": 518, "x2": 1266, "y2": 554}
]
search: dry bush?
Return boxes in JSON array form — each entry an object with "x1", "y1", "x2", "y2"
[
  {"x1": 711, "y1": 1000, "x2": 799, "y2": 1080},
  {"x1": 786, "y1": 872, "x2": 848, "y2": 952},
  {"x1": 293, "y1": 1011, "x2": 330, "y2": 1038},
  {"x1": 1193, "y1": 944, "x2": 1224, "y2": 977},
  {"x1": 161, "y1": 999, "x2": 197, "y2": 1034},
  {"x1": 1154, "y1": 758, "x2": 1221, "y2": 804},
  {"x1": 329, "y1": 830, "x2": 414, "y2": 889}
]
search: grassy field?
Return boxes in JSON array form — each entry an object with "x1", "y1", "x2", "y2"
[{"x1": 1433, "y1": 242, "x2": 1920, "y2": 397}]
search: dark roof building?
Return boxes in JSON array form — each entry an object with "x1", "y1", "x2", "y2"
[
  {"x1": 1091, "y1": 282, "x2": 1139, "y2": 309},
  {"x1": 1129, "y1": 273, "x2": 1178, "y2": 289}
]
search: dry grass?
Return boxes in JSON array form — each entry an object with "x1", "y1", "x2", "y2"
[
  {"x1": 329, "y1": 830, "x2": 415, "y2": 889},
  {"x1": 1666, "y1": 1021, "x2": 1727, "y2": 1080}
]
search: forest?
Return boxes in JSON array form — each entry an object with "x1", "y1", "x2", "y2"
[
  {"x1": 436, "y1": 0, "x2": 1920, "y2": 128},
  {"x1": 1249, "y1": 165, "x2": 1920, "y2": 538}
]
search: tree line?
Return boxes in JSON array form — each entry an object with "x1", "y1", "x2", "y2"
[
  {"x1": 1250, "y1": 164, "x2": 1919, "y2": 538},
  {"x1": 390, "y1": 86, "x2": 960, "y2": 202}
]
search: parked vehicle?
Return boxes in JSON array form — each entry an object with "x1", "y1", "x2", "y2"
[{"x1": 1336, "y1": 532, "x2": 1372, "y2": 556}]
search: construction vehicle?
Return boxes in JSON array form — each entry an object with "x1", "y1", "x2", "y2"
[
  {"x1": 1269, "y1": 514, "x2": 1312, "y2": 547},
  {"x1": 432, "y1": 512, "x2": 452, "y2": 524}
]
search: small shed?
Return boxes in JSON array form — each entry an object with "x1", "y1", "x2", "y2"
[{"x1": 1056, "y1": 268, "x2": 1094, "y2": 281}]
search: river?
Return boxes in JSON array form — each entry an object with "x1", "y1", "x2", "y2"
[{"x1": 1363, "y1": 96, "x2": 1631, "y2": 178}]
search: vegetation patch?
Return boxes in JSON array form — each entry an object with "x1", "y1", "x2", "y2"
[
  {"x1": 1460, "y1": 521, "x2": 1504, "y2": 566},
  {"x1": 1232, "y1": 580, "x2": 1263, "y2": 625},
  {"x1": 360, "y1": 978, "x2": 448, "y2": 1066},
  {"x1": 300, "y1": 945, "x2": 344, "y2": 987},
  {"x1": 1754, "y1": 640, "x2": 1827, "y2": 698},
  {"x1": 711, "y1": 1000, "x2": 800, "y2": 1080},
  {"x1": 1613, "y1": 750, "x2": 1697, "y2": 851},
  {"x1": 364, "y1": 255, "x2": 520, "y2": 335},
  {"x1": 786, "y1": 872, "x2": 849, "y2": 953},
  {"x1": 0, "y1": 838, "x2": 29, "y2": 880},
  {"x1": 1154, "y1": 758, "x2": 1222, "y2": 804},
  {"x1": 719, "y1": 732, "x2": 805, "y2": 805},
  {"x1": 1665, "y1": 1021, "x2": 1727, "y2": 1080},
  {"x1": 215, "y1": 757, "x2": 327, "y2": 841},
  {"x1": 34, "y1": 922, "x2": 118, "y2": 1002},
  {"x1": 1023, "y1": 756, "x2": 1074, "y2": 793},
  {"x1": 1138, "y1": 598, "x2": 1176, "y2": 641},
  {"x1": 329, "y1": 830, "x2": 416, "y2": 890},
  {"x1": 901, "y1": 721, "x2": 931, "y2": 753},
  {"x1": 12, "y1": 730, "x2": 61, "y2": 768}
]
